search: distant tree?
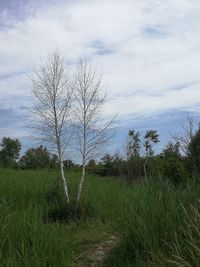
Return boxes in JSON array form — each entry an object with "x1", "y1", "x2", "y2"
[
  {"x1": 19, "y1": 146, "x2": 51, "y2": 169},
  {"x1": 50, "y1": 154, "x2": 59, "y2": 168},
  {"x1": 112, "y1": 153, "x2": 124, "y2": 176},
  {"x1": 101, "y1": 153, "x2": 114, "y2": 166},
  {"x1": 172, "y1": 114, "x2": 198, "y2": 155},
  {"x1": 127, "y1": 130, "x2": 141, "y2": 159},
  {"x1": 159, "y1": 141, "x2": 187, "y2": 185},
  {"x1": 125, "y1": 156, "x2": 144, "y2": 182},
  {"x1": 29, "y1": 51, "x2": 74, "y2": 204},
  {"x1": 188, "y1": 127, "x2": 200, "y2": 173},
  {"x1": 98, "y1": 153, "x2": 123, "y2": 176},
  {"x1": 143, "y1": 130, "x2": 159, "y2": 183},
  {"x1": 125, "y1": 130, "x2": 144, "y2": 182},
  {"x1": 87, "y1": 159, "x2": 96, "y2": 168},
  {"x1": 63, "y1": 159, "x2": 75, "y2": 169},
  {"x1": 161, "y1": 141, "x2": 181, "y2": 159},
  {"x1": 162, "y1": 158, "x2": 188, "y2": 186},
  {"x1": 0, "y1": 137, "x2": 21, "y2": 167}
]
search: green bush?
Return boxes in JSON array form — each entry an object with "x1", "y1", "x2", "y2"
[{"x1": 162, "y1": 158, "x2": 188, "y2": 186}]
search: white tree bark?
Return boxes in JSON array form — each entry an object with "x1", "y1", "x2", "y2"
[
  {"x1": 76, "y1": 164, "x2": 85, "y2": 207},
  {"x1": 29, "y1": 51, "x2": 74, "y2": 204},
  {"x1": 60, "y1": 160, "x2": 70, "y2": 203},
  {"x1": 74, "y1": 59, "x2": 115, "y2": 208}
]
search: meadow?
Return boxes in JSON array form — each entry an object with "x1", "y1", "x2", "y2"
[{"x1": 1, "y1": 169, "x2": 200, "y2": 267}]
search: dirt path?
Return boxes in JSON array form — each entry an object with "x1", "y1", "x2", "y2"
[{"x1": 76, "y1": 234, "x2": 119, "y2": 267}]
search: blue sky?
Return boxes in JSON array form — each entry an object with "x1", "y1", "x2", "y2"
[{"x1": 0, "y1": 0, "x2": 200, "y2": 157}]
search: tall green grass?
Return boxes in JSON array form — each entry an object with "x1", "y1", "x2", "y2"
[
  {"x1": 0, "y1": 169, "x2": 200, "y2": 266},
  {"x1": 103, "y1": 179, "x2": 200, "y2": 267},
  {"x1": 0, "y1": 169, "x2": 73, "y2": 266}
]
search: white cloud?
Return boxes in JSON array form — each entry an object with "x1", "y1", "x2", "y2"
[{"x1": 0, "y1": 0, "x2": 200, "y2": 137}]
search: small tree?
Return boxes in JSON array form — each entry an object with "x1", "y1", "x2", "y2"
[
  {"x1": 159, "y1": 141, "x2": 187, "y2": 185},
  {"x1": 161, "y1": 141, "x2": 181, "y2": 159},
  {"x1": 19, "y1": 145, "x2": 51, "y2": 169},
  {"x1": 143, "y1": 130, "x2": 159, "y2": 183},
  {"x1": 172, "y1": 114, "x2": 198, "y2": 155},
  {"x1": 63, "y1": 159, "x2": 75, "y2": 169},
  {"x1": 127, "y1": 130, "x2": 141, "y2": 159},
  {"x1": 101, "y1": 153, "x2": 114, "y2": 170},
  {"x1": 0, "y1": 137, "x2": 21, "y2": 167},
  {"x1": 50, "y1": 154, "x2": 59, "y2": 168},
  {"x1": 188, "y1": 126, "x2": 200, "y2": 173},
  {"x1": 87, "y1": 159, "x2": 96, "y2": 168},
  {"x1": 29, "y1": 51, "x2": 74, "y2": 204},
  {"x1": 74, "y1": 59, "x2": 115, "y2": 209}
]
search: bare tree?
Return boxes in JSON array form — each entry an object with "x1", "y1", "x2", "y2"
[
  {"x1": 172, "y1": 114, "x2": 198, "y2": 155},
  {"x1": 74, "y1": 59, "x2": 115, "y2": 209},
  {"x1": 29, "y1": 51, "x2": 74, "y2": 204}
]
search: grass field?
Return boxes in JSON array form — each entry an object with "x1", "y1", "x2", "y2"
[{"x1": 1, "y1": 169, "x2": 200, "y2": 266}]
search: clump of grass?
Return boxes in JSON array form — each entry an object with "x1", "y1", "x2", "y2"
[
  {"x1": 169, "y1": 201, "x2": 200, "y2": 267},
  {"x1": 103, "y1": 179, "x2": 200, "y2": 267},
  {"x1": 0, "y1": 169, "x2": 74, "y2": 267},
  {"x1": 44, "y1": 176, "x2": 97, "y2": 223}
]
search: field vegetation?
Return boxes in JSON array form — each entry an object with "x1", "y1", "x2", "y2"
[
  {"x1": 1, "y1": 168, "x2": 200, "y2": 267},
  {"x1": 1, "y1": 52, "x2": 200, "y2": 266}
]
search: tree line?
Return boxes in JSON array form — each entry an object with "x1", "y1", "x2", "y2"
[
  {"x1": 89, "y1": 115, "x2": 200, "y2": 186},
  {"x1": 0, "y1": 139, "x2": 75, "y2": 169},
  {"x1": 1, "y1": 113, "x2": 200, "y2": 189}
]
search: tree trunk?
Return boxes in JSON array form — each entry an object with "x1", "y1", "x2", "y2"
[
  {"x1": 60, "y1": 161, "x2": 70, "y2": 204},
  {"x1": 144, "y1": 157, "x2": 149, "y2": 184},
  {"x1": 77, "y1": 165, "x2": 85, "y2": 209}
]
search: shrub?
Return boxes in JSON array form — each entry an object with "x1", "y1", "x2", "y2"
[{"x1": 162, "y1": 158, "x2": 188, "y2": 186}]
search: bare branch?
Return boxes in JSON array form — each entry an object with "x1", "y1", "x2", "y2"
[
  {"x1": 28, "y1": 50, "x2": 74, "y2": 204},
  {"x1": 74, "y1": 59, "x2": 116, "y2": 207},
  {"x1": 171, "y1": 114, "x2": 198, "y2": 155}
]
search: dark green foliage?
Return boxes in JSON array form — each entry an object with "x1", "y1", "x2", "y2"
[
  {"x1": 91, "y1": 131, "x2": 191, "y2": 185},
  {"x1": 127, "y1": 130, "x2": 141, "y2": 159},
  {"x1": 1, "y1": 137, "x2": 21, "y2": 159},
  {"x1": 0, "y1": 137, "x2": 21, "y2": 167},
  {"x1": 143, "y1": 130, "x2": 160, "y2": 183},
  {"x1": 87, "y1": 159, "x2": 96, "y2": 168},
  {"x1": 161, "y1": 158, "x2": 188, "y2": 185},
  {"x1": 44, "y1": 179, "x2": 96, "y2": 223},
  {"x1": 87, "y1": 159, "x2": 97, "y2": 174},
  {"x1": 90, "y1": 130, "x2": 161, "y2": 182},
  {"x1": 122, "y1": 156, "x2": 144, "y2": 182},
  {"x1": 63, "y1": 159, "x2": 75, "y2": 169},
  {"x1": 188, "y1": 127, "x2": 200, "y2": 173},
  {"x1": 94, "y1": 153, "x2": 124, "y2": 176},
  {"x1": 19, "y1": 145, "x2": 51, "y2": 169},
  {"x1": 50, "y1": 154, "x2": 59, "y2": 168},
  {"x1": 157, "y1": 142, "x2": 188, "y2": 186},
  {"x1": 161, "y1": 141, "x2": 181, "y2": 158},
  {"x1": 144, "y1": 130, "x2": 160, "y2": 157}
]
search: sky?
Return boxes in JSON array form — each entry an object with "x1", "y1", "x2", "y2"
[{"x1": 0, "y1": 0, "x2": 200, "y2": 157}]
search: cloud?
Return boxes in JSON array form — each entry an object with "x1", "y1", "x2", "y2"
[
  {"x1": 142, "y1": 25, "x2": 169, "y2": 38},
  {"x1": 89, "y1": 40, "x2": 114, "y2": 56},
  {"x1": 0, "y1": 0, "x2": 200, "y2": 150},
  {"x1": 0, "y1": 107, "x2": 27, "y2": 137}
]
